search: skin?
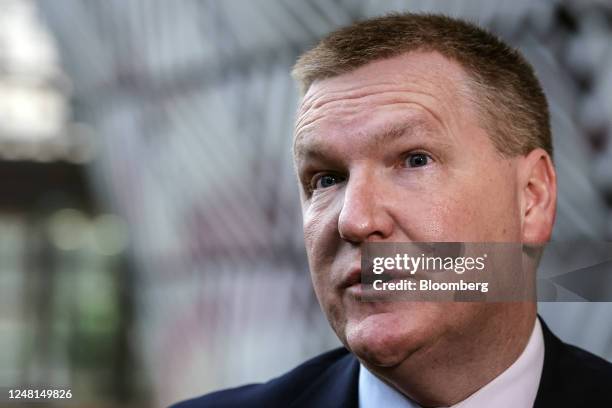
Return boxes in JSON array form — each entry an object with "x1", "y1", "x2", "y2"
[{"x1": 293, "y1": 51, "x2": 557, "y2": 406}]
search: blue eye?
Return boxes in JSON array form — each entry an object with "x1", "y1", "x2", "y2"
[
  {"x1": 315, "y1": 174, "x2": 340, "y2": 189},
  {"x1": 406, "y1": 153, "x2": 430, "y2": 167}
]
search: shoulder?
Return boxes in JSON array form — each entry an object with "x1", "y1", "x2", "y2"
[
  {"x1": 553, "y1": 341, "x2": 612, "y2": 391},
  {"x1": 170, "y1": 348, "x2": 354, "y2": 408},
  {"x1": 536, "y1": 318, "x2": 612, "y2": 406}
]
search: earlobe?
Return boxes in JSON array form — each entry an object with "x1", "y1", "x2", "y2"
[{"x1": 520, "y1": 149, "x2": 557, "y2": 244}]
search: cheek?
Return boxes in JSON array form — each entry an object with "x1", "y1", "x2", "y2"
[
  {"x1": 303, "y1": 210, "x2": 337, "y2": 267},
  {"x1": 470, "y1": 169, "x2": 522, "y2": 239},
  {"x1": 395, "y1": 173, "x2": 520, "y2": 241},
  {"x1": 302, "y1": 207, "x2": 350, "y2": 341},
  {"x1": 302, "y1": 197, "x2": 343, "y2": 288},
  {"x1": 440, "y1": 175, "x2": 521, "y2": 241},
  {"x1": 389, "y1": 190, "x2": 468, "y2": 241}
]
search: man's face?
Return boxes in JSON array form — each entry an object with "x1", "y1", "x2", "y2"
[{"x1": 293, "y1": 52, "x2": 524, "y2": 368}]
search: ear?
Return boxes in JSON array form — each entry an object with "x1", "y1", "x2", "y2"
[{"x1": 519, "y1": 148, "x2": 557, "y2": 244}]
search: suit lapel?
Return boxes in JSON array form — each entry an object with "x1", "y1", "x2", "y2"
[{"x1": 290, "y1": 352, "x2": 360, "y2": 408}]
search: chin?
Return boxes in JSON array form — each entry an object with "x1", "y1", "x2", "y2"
[{"x1": 343, "y1": 310, "x2": 427, "y2": 368}]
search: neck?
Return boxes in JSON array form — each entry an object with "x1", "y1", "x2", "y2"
[{"x1": 364, "y1": 303, "x2": 537, "y2": 407}]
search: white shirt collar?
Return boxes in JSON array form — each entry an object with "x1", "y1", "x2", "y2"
[{"x1": 359, "y1": 318, "x2": 545, "y2": 408}]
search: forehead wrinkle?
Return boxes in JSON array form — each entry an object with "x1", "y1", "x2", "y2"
[
  {"x1": 297, "y1": 50, "x2": 473, "y2": 126},
  {"x1": 296, "y1": 83, "x2": 454, "y2": 133},
  {"x1": 299, "y1": 57, "x2": 464, "y2": 114},
  {"x1": 370, "y1": 115, "x2": 435, "y2": 146},
  {"x1": 299, "y1": 82, "x2": 442, "y2": 121},
  {"x1": 300, "y1": 81, "x2": 400, "y2": 113},
  {"x1": 292, "y1": 102, "x2": 446, "y2": 162},
  {"x1": 295, "y1": 86, "x2": 395, "y2": 136},
  {"x1": 293, "y1": 68, "x2": 469, "y2": 161},
  {"x1": 293, "y1": 112, "x2": 447, "y2": 165}
]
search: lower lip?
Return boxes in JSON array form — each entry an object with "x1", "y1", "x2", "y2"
[
  {"x1": 345, "y1": 283, "x2": 364, "y2": 296},
  {"x1": 344, "y1": 283, "x2": 381, "y2": 299},
  {"x1": 344, "y1": 277, "x2": 418, "y2": 299}
]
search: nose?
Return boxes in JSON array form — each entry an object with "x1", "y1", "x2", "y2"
[{"x1": 337, "y1": 170, "x2": 394, "y2": 243}]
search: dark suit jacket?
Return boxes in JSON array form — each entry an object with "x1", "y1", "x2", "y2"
[{"x1": 171, "y1": 319, "x2": 612, "y2": 407}]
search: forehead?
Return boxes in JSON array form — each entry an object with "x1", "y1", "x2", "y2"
[{"x1": 293, "y1": 51, "x2": 475, "y2": 157}]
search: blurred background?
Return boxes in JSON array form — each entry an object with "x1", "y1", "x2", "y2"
[{"x1": 0, "y1": 0, "x2": 611, "y2": 407}]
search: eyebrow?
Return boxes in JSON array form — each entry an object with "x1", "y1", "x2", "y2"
[{"x1": 293, "y1": 116, "x2": 442, "y2": 160}]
